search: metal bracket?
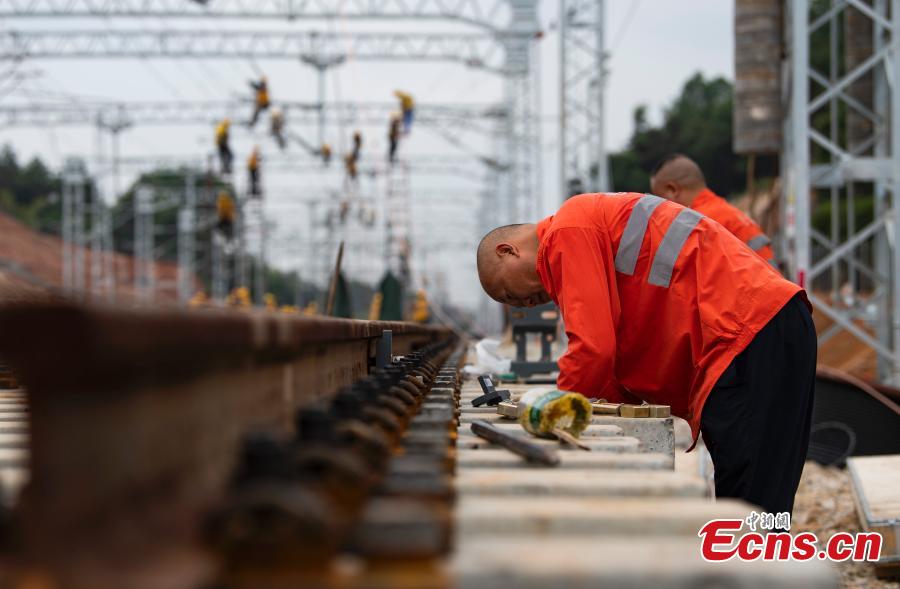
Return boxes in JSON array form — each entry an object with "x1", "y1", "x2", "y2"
[{"x1": 376, "y1": 329, "x2": 393, "y2": 369}]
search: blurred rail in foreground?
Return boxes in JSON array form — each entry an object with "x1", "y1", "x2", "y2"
[{"x1": 0, "y1": 302, "x2": 457, "y2": 587}]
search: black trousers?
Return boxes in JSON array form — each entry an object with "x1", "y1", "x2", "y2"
[{"x1": 700, "y1": 294, "x2": 816, "y2": 515}]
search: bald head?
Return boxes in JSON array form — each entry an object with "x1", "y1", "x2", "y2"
[
  {"x1": 650, "y1": 154, "x2": 707, "y2": 207},
  {"x1": 476, "y1": 223, "x2": 550, "y2": 308},
  {"x1": 477, "y1": 224, "x2": 523, "y2": 274}
]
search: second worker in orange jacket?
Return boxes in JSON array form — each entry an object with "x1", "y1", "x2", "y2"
[
  {"x1": 650, "y1": 153, "x2": 776, "y2": 265},
  {"x1": 477, "y1": 193, "x2": 816, "y2": 515}
]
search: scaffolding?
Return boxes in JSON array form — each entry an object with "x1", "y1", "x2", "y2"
[{"x1": 783, "y1": 0, "x2": 900, "y2": 383}]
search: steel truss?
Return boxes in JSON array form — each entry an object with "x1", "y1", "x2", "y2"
[
  {"x1": 559, "y1": 0, "x2": 609, "y2": 199},
  {"x1": 6, "y1": 0, "x2": 546, "y2": 309},
  {"x1": 0, "y1": 29, "x2": 510, "y2": 73},
  {"x1": 0, "y1": 99, "x2": 504, "y2": 135},
  {"x1": 0, "y1": 0, "x2": 518, "y2": 33},
  {"x1": 783, "y1": 0, "x2": 900, "y2": 382},
  {"x1": 488, "y1": 0, "x2": 538, "y2": 224},
  {"x1": 106, "y1": 153, "x2": 496, "y2": 179}
]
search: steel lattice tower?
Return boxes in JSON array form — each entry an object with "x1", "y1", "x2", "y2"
[
  {"x1": 559, "y1": 0, "x2": 609, "y2": 200},
  {"x1": 783, "y1": 0, "x2": 900, "y2": 382}
]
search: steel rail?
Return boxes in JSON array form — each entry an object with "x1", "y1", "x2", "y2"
[{"x1": 0, "y1": 301, "x2": 456, "y2": 582}]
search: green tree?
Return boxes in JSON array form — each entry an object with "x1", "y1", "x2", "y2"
[
  {"x1": 610, "y1": 73, "x2": 760, "y2": 197},
  {"x1": 0, "y1": 145, "x2": 67, "y2": 233}
]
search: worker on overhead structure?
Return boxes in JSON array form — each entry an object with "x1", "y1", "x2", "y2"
[
  {"x1": 387, "y1": 112, "x2": 401, "y2": 163},
  {"x1": 215, "y1": 118, "x2": 233, "y2": 174},
  {"x1": 270, "y1": 107, "x2": 286, "y2": 150},
  {"x1": 344, "y1": 131, "x2": 362, "y2": 181},
  {"x1": 650, "y1": 154, "x2": 776, "y2": 266},
  {"x1": 249, "y1": 75, "x2": 270, "y2": 128},
  {"x1": 412, "y1": 289, "x2": 430, "y2": 323},
  {"x1": 230, "y1": 286, "x2": 251, "y2": 307},
  {"x1": 394, "y1": 90, "x2": 415, "y2": 134},
  {"x1": 189, "y1": 291, "x2": 209, "y2": 307},
  {"x1": 216, "y1": 190, "x2": 235, "y2": 238},
  {"x1": 320, "y1": 143, "x2": 332, "y2": 166},
  {"x1": 351, "y1": 130, "x2": 362, "y2": 162},
  {"x1": 248, "y1": 146, "x2": 261, "y2": 197},
  {"x1": 476, "y1": 193, "x2": 815, "y2": 515},
  {"x1": 344, "y1": 154, "x2": 357, "y2": 181}
]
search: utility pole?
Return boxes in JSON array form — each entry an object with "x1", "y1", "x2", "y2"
[
  {"x1": 72, "y1": 169, "x2": 86, "y2": 298},
  {"x1": 211, "y1": 229, "x2": 226, "y2": 304},
  {"x1": 90, "y1": 186, "x2": 104, "y2": 300},
  {"x1": 177, "y1": 172, "x2": 196, "y2": 305},
  {"x1": 235, "y1": 199, "x2": 248, "y2": 292},
  {"x1": 104, "y1": 204, "x2": 115, "y2": 302},
  {"x1": 300, "y1": 48, "x2": 346, "y2": 150},
  {"x1": 253, "y1": 201, "x2": 267, "y2": 305},
  {"x1": 134, "y1": 185, "x2": 155, "y2": 304},
  {"x1": 61, "y1": 168, "x2": 74, "y2": 295}
]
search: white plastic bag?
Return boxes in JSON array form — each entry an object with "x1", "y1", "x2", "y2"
[{"x1": 462, "y1": 338, "x2": 511, "y2": 376}]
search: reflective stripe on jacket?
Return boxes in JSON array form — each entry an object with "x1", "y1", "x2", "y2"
[
  {"x1": 536, "y1": 193, "x2": 807, "y2": 448},
  {"x1": 691, "y1": 188, "x2": 775, "y2": 263}
]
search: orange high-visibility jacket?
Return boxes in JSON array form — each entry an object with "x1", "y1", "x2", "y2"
[
  {"x1": 536, "y1": 193, "x2": 807, "y2": 447},
  {"x1": 691, "y1": 188, "x2": 775, "y2": 263}
]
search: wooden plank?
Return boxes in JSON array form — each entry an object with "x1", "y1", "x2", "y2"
[
  {"x1": 848, "y1": 455, "x2": 900, "y2": 564},
  {"x1": 619, "y1": 404, "x2": 650, "y2": 418}
]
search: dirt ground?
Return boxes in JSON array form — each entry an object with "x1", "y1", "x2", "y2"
[{"x1": 793, "y1": 461, "x2": 899, "y2": 588}]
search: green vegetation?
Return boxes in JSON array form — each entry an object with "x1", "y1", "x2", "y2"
[
  {"x1": 0, "y1": 145, "x2": 65, "y2": 234},
  {"x1": 609, "y1": 73, "x2": 778, "y2": 197}
]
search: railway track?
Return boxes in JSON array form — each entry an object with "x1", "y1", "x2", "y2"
[{"x1": 0, "y1": 302, "x2": 837, "y2": 587}]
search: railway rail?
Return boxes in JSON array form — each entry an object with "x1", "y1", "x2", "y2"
[{"x1": 0, "y1": 301, "x2": 838, "y2": 587}]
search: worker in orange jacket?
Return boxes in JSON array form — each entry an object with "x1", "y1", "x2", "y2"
[
  {"x1": 477, "y1": 193, "x2": 816, "y2": 515},
  {"x1": 650, "y1": 154, "x2": 776, "y2": 265}
]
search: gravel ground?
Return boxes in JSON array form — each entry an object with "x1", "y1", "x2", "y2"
[{"x1": 792, "y1": 461, "x2": 899, "y2": 588}]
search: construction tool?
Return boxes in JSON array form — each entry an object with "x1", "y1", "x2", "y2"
[
  {"x1": 619, "y1": 404, "x2": 651, "y2": 418},
  {"x1": 472, "y1": 375, "x2": 510, "y2": 407},
  {"x1": 591, "y1": 401, "x2": 622, "y2": 415},
  {"x1": 496, "y1": 401, "x2": 519, "y2": 419},
  {"x1": 552, "y1": 428, "x2": 590, "y2": 451},
  {"x1": 470, "y1": 420, "x2": 559, "y2": 466},
  {"x1": 593, "y1": 401, "x2": 671, "y2": 418},
  {"x1": 647, "y1": 404, "x2": 671, "y2": 418}
]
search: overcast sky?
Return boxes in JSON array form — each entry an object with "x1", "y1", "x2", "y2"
[{"x1": 0, "y1": 1, "x2": 734, "y2": 314}]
